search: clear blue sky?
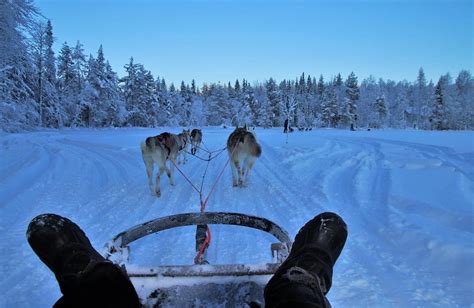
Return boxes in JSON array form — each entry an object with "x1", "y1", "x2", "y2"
[{"x1": 36, "y1": 0, "x2": 473, "y2": 86}]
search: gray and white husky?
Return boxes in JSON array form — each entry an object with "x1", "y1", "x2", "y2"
[
  {"x1": 140, "y1": 129, "x2": 190, "y2": 197},
  {"x1": 190, "y1": 128, "x2": 202, "y2": 155},
  {"x1": 226, "y1": 126, "x2": 262, "y2": 187}
]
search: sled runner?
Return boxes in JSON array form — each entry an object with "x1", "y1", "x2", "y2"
[{"x1": 105, "y1": 212, "x2": 292, "y2": 306}]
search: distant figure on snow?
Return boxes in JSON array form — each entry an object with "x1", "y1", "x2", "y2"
[{"x1": 284, "y1": 119, "x2": 289, "y2": 133}]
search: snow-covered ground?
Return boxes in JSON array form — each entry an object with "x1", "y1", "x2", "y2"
[{"x1": 1, "y1": 127, "x2": 473, "y2": 307}]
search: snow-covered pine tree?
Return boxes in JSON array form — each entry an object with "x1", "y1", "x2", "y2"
[
  {"x1": 304, "y1": 74, "x2": 316, "y2": 127},
  {"x1": 454, "y1": 70, "x2": 473, "y2": 129},
  {"x1": 189, "y1": 89, "x2": 205, "y2": 127},
  {"x1": 122, "y1": 58, "x2": 159, "y2": 127},
  {"x1": 72, "y1": 41, "x2": 86, "y2": 89},
  {"x1": 155, "y1": 77, "x2": 171, "y2": 126},
  {"x1": 30, "y1": 20, "x2": 60, "y2": 128},
  {"x1": 57, "y1": 42, "x2": 74, "y2": 85},
  {"x1": 409, "y1": 67, "x2": 430, "y2": 129},
  {"x1": 102, "y1": 61, "x2": 125, "y2": 127},
  {"x1": 344, "y1": 72, "x2": 359, "y2": 129},
  {"x1": 265, "y1": 78, "x2": 280, "y2": 126},
  {"x1": 228, "y1": 79, "x2": 250, "y2": 126},
  {"x1": 317, "y1": 75, "x2": 325, "y2": 96},
  {"x1": 0, "y1": 0, "x2": 39, "y2": 131},
  {"x1": 279, "y1": 80, "x2": 298, "y2": 128},
  {"x1": 29, "y1": 21, "x2": 46, "y2": 126},
  {"x1": 82, "y1": 45, "x2": 122, "y2": 126},
  {"x1": 242, "y1": 79, "x2": 257, "y2": 126},
  {"x1": 319, "y1": 78, "x2": 340, "y2": 129},
  {"x1": 254, "y1": 84, "x2": 272, "y2": 128},
  {"x1": 83, "y1": 53, "x2": 103, "y2": 126},
  {"x1": 374, "y1": 96, "x2": 387, "y2": 128},
  {"x1": 359, "y1": 76, "x2": 378, "y2": 128},
  {"x1": 332, "y1": 73, "x2": 345, "y2": 128},
  {"x1": 180, "y1": 80, "x2": 192, "y2": 125},
  {"x1": 56, "y1": 41, "x2": 76, "y2": 126},
  {"x1": 204, "y1": 83, "x2": 231, "y2": 126},
  {"x1": 431, "y1": 78, "x2": 447, "y2": 130}
]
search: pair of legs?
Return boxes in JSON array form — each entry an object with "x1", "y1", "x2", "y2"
[
  {"x1": 143, "y1": 154, "x2": 176, "y2": 197},
  {"x1": 230, "y1": 158, "x2": 256, "y2": 187},
  {"x1": 27, "y1": 212, "x2": 347, "y2": 307}
]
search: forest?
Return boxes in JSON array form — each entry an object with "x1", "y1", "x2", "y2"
[{"x1": 1, "y1": 0, "x2": 473, "y2": 132}]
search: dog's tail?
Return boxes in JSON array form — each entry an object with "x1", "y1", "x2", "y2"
[
  {"x1": 142, "y1": 135, "x2": 162, "y2": 153},
  {"x1": 245, "y1": 133, "x2": 262, "y2": 157}
]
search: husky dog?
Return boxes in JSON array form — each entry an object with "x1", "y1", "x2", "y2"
[
  {"x1": 140, "y1": 129, "x2": 190, "y2": 197},
  {"x1": 227, "y1": 125, "x2": 262, "y2": 187},
  {"x1": 190, "y1": 129, "x2": 202, "y2": 155}
]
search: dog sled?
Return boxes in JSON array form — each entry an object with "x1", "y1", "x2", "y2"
[{"x1": 105, "y1": 212, "x2": 292, "y2": 306}]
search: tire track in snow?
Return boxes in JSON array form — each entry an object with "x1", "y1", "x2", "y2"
[{"x1": 319, "y1": 136, "x2": 459, "y2": 306}]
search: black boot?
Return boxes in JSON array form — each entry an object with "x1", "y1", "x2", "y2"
[
  {"x1": 27, "y1": 214, "x2": 140, "y2": 307},
  {"x1": 27, "y1": 214, "x2": 107, "y2": 293},
  {"x1": 264, "y1": 212, "x2": 348, "y2": 307}
]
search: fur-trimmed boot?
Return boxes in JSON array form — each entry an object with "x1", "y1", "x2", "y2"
[{"x1": 264, "y1": 212, "x2": 348, "y2": 307}]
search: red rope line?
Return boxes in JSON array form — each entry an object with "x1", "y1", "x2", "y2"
[
  {"x1": 201, "y1": 156, "x2": 232, "y2": 211},
  {"x1": 170, "y1": 160, "x2": 201, "y2": 196},
  {"x1": 194, "y1": 226, "x2": 211, "y2": 264},
  {"x1": 170, "y1": 143, "x2": 238, "y2": 264}
]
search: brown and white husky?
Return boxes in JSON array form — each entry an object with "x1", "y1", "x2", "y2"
[
  {"x1": 190, "y1": 128, "x2": 202, "y2": 155},
  {"x1": 140, "y1": 129, "x2": 190, "y2": 197},
  {"x1": 226, "y1": 126, "x2": 262, "y2": 187}
]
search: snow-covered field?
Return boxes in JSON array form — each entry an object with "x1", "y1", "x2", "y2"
[{"x1": 0, "y1": 127, "x2": 473, "y2": 307}]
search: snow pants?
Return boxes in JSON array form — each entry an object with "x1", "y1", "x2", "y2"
[{"x1": 53, "y1": 261, "x2": 140, "y2": 308}]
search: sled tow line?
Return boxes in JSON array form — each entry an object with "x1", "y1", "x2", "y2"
[{"x1": 171, "y1": 143, "x2": 238, "y2": 264}]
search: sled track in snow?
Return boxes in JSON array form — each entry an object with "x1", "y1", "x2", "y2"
[{"x1": 1, "y1": 128, "x2": 472, "y2": 307}]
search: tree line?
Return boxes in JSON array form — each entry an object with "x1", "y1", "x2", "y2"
[{"x1": 1, "y1": 0, "x2": 473, "y2": 132}]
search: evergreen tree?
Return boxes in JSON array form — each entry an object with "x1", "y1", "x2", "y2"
[
  {"x1": 454, "y1": 70, "x2": 473, "y2": 129},
  {"x1": 317, "y1": 75, "x2": 325, "y2": 96},
  {"x1": 410, "y1": 67, "x2": 430, "y2": 128},
  {"x1": 265, "y1": 78, "x2": 280, "y2": 126},
  {"x1": 72, "y1": 41, "x2": 86, "y2": 89},
  {"x1": 44, "y1": 21, "x2": 56, "y2": 84},
  {"x1": 298, "y1": 72, "x2": 306, "y2": 94},
  {"x1": 335, "y1": 73, "x2": 343, "y2": 86},
  {"x1": 344, "y1": 72, "x2": 359, "y2": 128},
  {"x1": 320, "y1": 84, "x2": 339, "y2": 128},
  {"x1": 57, "y1": 42, "x2": 74, "y2": 85},
  {"x1": 191, "y1": 79, "x2": 197, "y2": 94},
  {"x1": 29, "y1": 19, "x2": 59, "y2": 127},
  {"x1": 122, "y1": 57, "x2": 158, "y2": 126},
  {"x1": 254, "y1": 85, "x2": 272, "y2": 128},
  {"x1": 0, "y1": 0, "x2": 39, "y2": 131},
  {"x1": 234, "y1": 79, "x2": 241, "y2": 94},
  {"x1": 205, "y1": 83, "x2": 231, "y2": 126},
  {"x1": 242, "y1": 79, "x2": 258, "y2": 125},
  {"x1": 57, "y1": 41, "x2": 77, "y2": 126},
  {"x1": 81, "y1": 46, "x2": 122, "y2": 126},
  {"x1": 374, "y1": 96, "x2": 387, "y2": 128},
  {"x1": 306, "y1": 75, "x2": 313, "y2": 93},
  {"x1": 431, "y1": 79, "x2": 447, "y2": 130}
]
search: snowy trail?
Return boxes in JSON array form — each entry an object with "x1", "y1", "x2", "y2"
[{"x1": 0, "y1": 128, "x2": 472, "y2": 307}]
